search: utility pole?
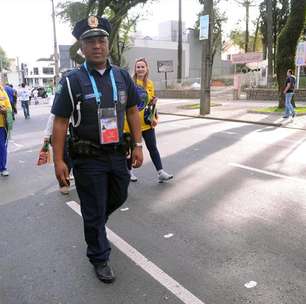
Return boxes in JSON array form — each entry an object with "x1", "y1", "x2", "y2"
[
  {"x1": 266, "y1": 0, "x2": 273, "y2": 87},
  {"x1": 51, "y1": 0, "x2": 60, "y2": 86},
  {"x1": 200, "y1": 0, "x2": 213, "y2": 115},
  {"x1": 177, "y1": 0, "x2": 183, "y2": 83},
  {"x1": 245, "y1": 0, "x2": 250, "y2": 53},
  {"x1": 235, "y1": 0, "x2": 256, "y2": 53}
]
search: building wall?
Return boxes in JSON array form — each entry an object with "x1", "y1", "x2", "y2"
[
  {"x1": 124, "y1": 47, "x2": 186, "y2": 89},
  {"x1": 59, "y1": 45, "x2": 76, "y2": 72},
  {"x1": 124, "y1": 32, "x2": 234, "y2": 90},
  {"x1": 158, "y1": 21, "x2": 187, "y2": 42},
  {"x1": 123, "y1": 39, "x2": 189, "y2": 89},
  {"x1": 188, "y1": 30, "x2": 233, "y2": 80}
]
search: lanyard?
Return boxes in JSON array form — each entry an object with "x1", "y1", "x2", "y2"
[{"x1": 83, "y1": 62, "x2": 118, "y2": 105}]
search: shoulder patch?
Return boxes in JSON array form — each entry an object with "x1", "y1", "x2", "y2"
[{"x1": 55, "y1": 83, "x2": 63, "y2": 94}]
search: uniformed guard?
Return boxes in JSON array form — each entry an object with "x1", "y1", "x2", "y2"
[{"x1": 51, "y1": 16, "x2": 143, "y2": 283}]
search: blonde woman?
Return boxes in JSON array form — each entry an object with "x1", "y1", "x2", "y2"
[{"x1": 124, "y1": 58, "x2": 173, "y2": 183}]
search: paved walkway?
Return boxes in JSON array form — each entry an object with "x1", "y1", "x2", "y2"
[{"x1": 158, "y1": 97, "x2": 306, "y2": 130}]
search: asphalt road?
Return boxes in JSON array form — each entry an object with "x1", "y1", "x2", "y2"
[{"x1": 1, "y1": 103, "x2": 306, "y2": 304}]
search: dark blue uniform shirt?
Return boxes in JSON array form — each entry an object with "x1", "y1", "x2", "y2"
[{"x1": 51, "y1": 63, "x2": 140, "y2": 144}]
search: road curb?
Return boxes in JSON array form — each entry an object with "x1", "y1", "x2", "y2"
[{"x1": 159, "y1": 111, "x2": 306, "y2": 131}]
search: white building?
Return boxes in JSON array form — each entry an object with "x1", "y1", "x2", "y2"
[
  {"x1": 158, "y1": 20, "x2": 187, "y2": 42},
  {"x1": 24, "y1": 60, "x2": 55, "y2": 87}
]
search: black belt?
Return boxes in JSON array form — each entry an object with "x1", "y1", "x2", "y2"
[{"x1": 69, "y1": 138, "x2": 126, "y2": 158}]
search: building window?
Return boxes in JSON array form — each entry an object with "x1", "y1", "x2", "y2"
[
  {"x1": 42, "y1": 67, "x2": 54, "y2": 75},
  {"x1": 33, "y1": 67, "x2": 39, "y2": 75}
]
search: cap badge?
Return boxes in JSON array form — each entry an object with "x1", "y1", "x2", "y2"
[{"x1": 88, "y1": 16, "x2": 98, "y2": 28}]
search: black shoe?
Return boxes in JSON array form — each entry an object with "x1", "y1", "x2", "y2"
[{"x1": 93, "y1": 262, "x2": 115, "y2": 283}]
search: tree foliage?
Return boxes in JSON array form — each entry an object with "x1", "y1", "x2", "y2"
[
  {"x1": 259, "y1": 0, "x2": 290, "y2": 63},
  {"x1": 229, "y1": 29, "x2": 263, "y2": 52},
  {"x1": 276, "y1": 0, "x2": 306, "y2": 107},
  {"x1": 57, "y1": 0, "x2": 154, "y2": 65}
]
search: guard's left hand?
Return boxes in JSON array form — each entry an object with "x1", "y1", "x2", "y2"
[{"x1": 131, "y1": 147, "x2": 143, "y2": 168}]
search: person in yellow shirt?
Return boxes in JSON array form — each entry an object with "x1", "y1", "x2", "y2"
[
  {"x1": 124, "y1": 58, "x2": 173, "y2": 183},
  {"x1": 0, "y1": 84, "x2": 12, "y2": 176}
]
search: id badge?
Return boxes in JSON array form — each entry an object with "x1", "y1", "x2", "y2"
[{"x1": 98, "y1": 107, "x2": 119, "y2": 144}]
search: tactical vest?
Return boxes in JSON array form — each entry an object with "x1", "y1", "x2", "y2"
[{"x1": 67, "y1": 66, "x2": 127, "y2": 145}]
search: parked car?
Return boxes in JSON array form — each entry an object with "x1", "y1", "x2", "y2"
[{"x1": 31, "y1": 87, "x2": 48, "y2": 99}]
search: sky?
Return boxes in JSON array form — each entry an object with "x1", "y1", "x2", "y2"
[{"x1": 0, "y1": 0, "x2": 260, "y2": 63}]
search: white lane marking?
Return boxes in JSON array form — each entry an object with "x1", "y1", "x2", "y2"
[
  {"x1": 244, "y1": 281, "x2": 257, "y2": 289},
  {"x1": 164, "y1": 233, "x2": 174, "y2": 239},
  {"x1": 66, "y1": 201, "x2": 206, "y2": 304},
  {"x1": 13, "y1": 142, "x2": 24, "y2": 148},
  {"x1": 120, "y1": 207, "x2": 129, "y2": 212},
  {"x1": 222, "y1": 131, "x2": 237, "y2": 135},
  {"x1": 229, "y1": 163, "x2": 305, "y2": 183},
  {"x1": 18, "y1": 160, "x2": 25, "y2": 163}
]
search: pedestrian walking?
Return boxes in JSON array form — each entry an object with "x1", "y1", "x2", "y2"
[
  {"x1": 0, "y1": 84, "x2": 12, "y2": 176},
  {"x1": 283, "y1": 69, "x2": 296, "y2": 119},
  {"x1": 18, "y1": 83, "x2": 31, "y2": 119},
  {"x1": 10, "y1": 84, "x2": 18, "y2": 118},
  {"x1": 51, "y1": 16, "x2": 143, "y2": 283},
  {"x1": 4, "y1": 84, "x2": 16, "y2": 120},
  {"x1": 33, "y1": 88, "x2": 39, "y2": 105},
  {"x1": 43, "y1": 113, "x2": 72, "y2": 194},
  {"x1": 124, "y1": 58, "x2": 173, "y2": 183}
]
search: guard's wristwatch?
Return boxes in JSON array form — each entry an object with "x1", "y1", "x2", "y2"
[{"x1": 135, "y1": 142, "x2": 143, "y2": 148}]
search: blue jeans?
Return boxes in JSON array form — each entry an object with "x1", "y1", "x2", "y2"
[
  {"x1": 126, "y1": 128, "x2": 163, "y2": 172},
  {"x1": 0, "y1": 128, "x2": 8, "y2": 171},
  {"x1": 284, "y1": 93, "x2": 295, "y2": 117},
  {"x1": 21, "y1": 100, "x2": 30, "y2": 118}
]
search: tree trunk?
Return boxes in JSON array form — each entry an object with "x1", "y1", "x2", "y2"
[
  {"x1": 276, "y1": 0, "x2": 306, "y2": 107},
  {"x1": 253, "y1": 16, "x2": 260, "y2": 52},
  {"x1": 266, "y1": 0, "x2": 273, "y2": 87}
]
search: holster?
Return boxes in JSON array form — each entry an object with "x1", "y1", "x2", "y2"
[{"x1": 68, "y1": 136, "x2": 128, "y2": 159}]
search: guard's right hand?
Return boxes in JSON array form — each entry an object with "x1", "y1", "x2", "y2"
[
  {"x1": 131, "y1": 146, "x2": 143, "y2": 168},
  {"x1": 54, "y1": 160, "x2": 70, "y2": 187}
]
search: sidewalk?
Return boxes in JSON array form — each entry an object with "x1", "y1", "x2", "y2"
[{"x1": 158, "y1": 98, "x2": 306, "y2": 130}]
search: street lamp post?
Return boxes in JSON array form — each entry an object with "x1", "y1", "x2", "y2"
[
  {"x1": 177, "y1": 0, "x2": 183, "y2": 84},
  {"x1": 51, "y1": 0, "x2": 60, "y2": 86}
]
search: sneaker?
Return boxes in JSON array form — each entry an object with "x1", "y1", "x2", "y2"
[
  {"x1": 292, "y1": 112, "x2": 296, "y2": 118},
  {"x1": 282, "y1": 115, "x2": 289, "y2": 119},
  {"x1": 158, "y1": 170, "x2": 173, "y2": 183},
  {"x1": 129, "y1": 170, "x2": 138, "y2": 182},
  {"x1": 69, "y1": 173, "x2": 74, "y2": 180},
  {"x1": 59, "y1": 186, "x2": 69, "y2": 195},
  {"x1": 1, "y1": 170, "x2": 9, "y2": 176}
]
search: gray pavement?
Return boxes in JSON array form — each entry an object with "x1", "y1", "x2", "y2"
[
  {"x1": 1, "y1": 102, "x2": 306, "y2": 304},
  {"x1": 158, "y1": 92, "x2": 306, "y2": 130}
]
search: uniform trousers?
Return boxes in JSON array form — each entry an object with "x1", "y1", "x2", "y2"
[{"x1": 73, "y1": 153, "x2": 130, "y2": 264}]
